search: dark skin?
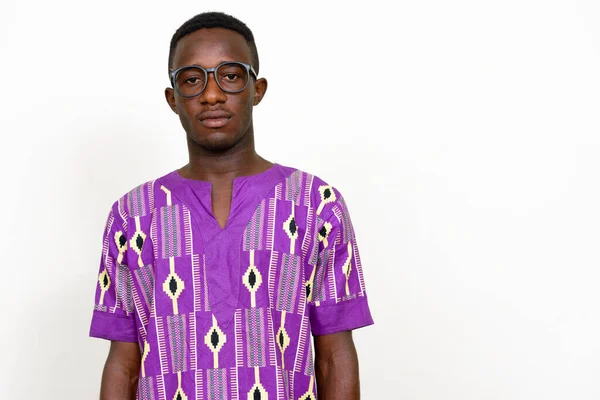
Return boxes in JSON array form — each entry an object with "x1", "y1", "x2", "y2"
[
  {"x1": 166, "y1": 28, "x2": 271, "y2": 229},
  {"x1": 99, "y1": 28, "x2": 361, "y2": 399}
]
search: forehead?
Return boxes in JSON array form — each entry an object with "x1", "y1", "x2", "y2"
[{"x1": 172, "y1": 28, "x2": 252, "y2": 69}]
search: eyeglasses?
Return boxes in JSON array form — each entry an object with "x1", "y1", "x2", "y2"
[{"x1": 169, "y1": 61, "x2": 257, "y2": 98}]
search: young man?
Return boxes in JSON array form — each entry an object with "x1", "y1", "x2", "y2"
[{"x1": 90, "y1": 12, "x2": 373, "y2": 400}]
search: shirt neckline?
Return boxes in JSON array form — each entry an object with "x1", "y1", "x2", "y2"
[{"x1": 167, "y1": 162, "x2": 281, "y2": 187}]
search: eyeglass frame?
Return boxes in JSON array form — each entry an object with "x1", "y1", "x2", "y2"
[{"x1": 169, "y1": 61, "x2": 258, "y2": 98}]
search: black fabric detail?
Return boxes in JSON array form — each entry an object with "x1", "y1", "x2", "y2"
[
  {"x1": 253, "y1": 387, "x2": 261, "y2": 400},
  {"x1": 289, "y1": 218, "x2": 297, "y2": 235},
  {"x1": 136, "y1": 234, "x2": 144, "y2": 250},
  {"x1": 119, "y1": 234, "x2": 126, "y2": 248},
  {"x1": 319, "y1": 226, "x2": 327, "y2": 237},
  {"x1": 249, "y1": 269, "x2": 256, "y2": 288},
  {"x1": 169, "y1": 276, "x2": 178, "y2": 295},
  {"x1": 323, "y1": 188, "x2": 331, "y2": 199},
  {"x1": 103, "y1": 274, "x2": 109, "y2": 288},
  {"x1": 211, "y1": 329, "x2": 219, "y2": 348}
]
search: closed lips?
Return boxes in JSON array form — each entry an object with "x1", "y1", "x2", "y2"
[
  {"x1": 197, "y1": 110, "x2": 233, "y2": 121},
  {"x1": 197, "y1": 110, "x2": 233, "y2": 128}
]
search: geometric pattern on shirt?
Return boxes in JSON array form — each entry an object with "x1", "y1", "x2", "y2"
[
  {"x1": 317, "y1": 221, "x2": 333, "y2": 249},
  {"x1": 114, "y1": 230, "x2": 127, "y2": 265},
  {"x1": 116, "y1": 263, "x2": 134, "y2": 315},
  {"x1": 126, "y1": 183, "x2": 148, "y2": 217},
  {"x1": 134, "y1": 264, "x2": 155, "y2": 313},
  {"x1": 332, "y1": 196, "x2": 354, "y2": 244},
  {"x1": 167, "y1": 313, "x2": 188, "y2": 373},
  {"x1": 173, "y1": 371, "x2": 188, "y2": 400},
  {"x1": 160, "y1": 205, "x2": 183, "y2": 259},
  {"x1": 247, "y1": 366, "x2": 269, "y2": 400},
  {"x1": 207, "y1": 368, "x2": 228, "y2": 400},
  {"x1": 298, "y1": 375, "x2": 316, "y2": 400},
  {"x1": 276, "y1": 253, "x2": 302, "y2": 313},
  {"x1": 163, "y1": 270, "x2": 185, "y2": 305},
  {"x1": 312, "y1": 249, "x2": 330, "y2": 303},
  {"x1": 242, "y1": 250, "x2": 262, "y2": 308},
  {"x1": 316, "y1": 184, "x2": 336, "y2": 216},
  {"x1": 276, "y1": 311, "x2": 291, "y2": 371},
  {"x1": 341, "y1": 241, "x2": 353, "y2": 296},
  {"x1": 293, "y1": 314, "x2": 311, "y2": 375},
  {"x1": 283, "y1": 207, "x2": 298, "y2": 255},
  {"x1": 130, "y1": 217, "x2": 147, "y2": 268},
  {"x1": 91, "y1": 169, "x2": 372, "y2": 399},
  {"x1": 205, "y1": 315, "x2": 227, "y2": 369},
  {"x1": 245, "y1": 307, "x2": 266, "y2": 367},
  {"x1": 137, "y1": 376, "x2": 155, "y2": 400},
  {"x1": 97, "y1": 268, "x2": 110, "y2": 306},
  {"x1": 282, "y1": 169, "x2": 305, "y2": 206},
  {"x1": 243, "y1": 197, "x2": 276, "y2": 251}
]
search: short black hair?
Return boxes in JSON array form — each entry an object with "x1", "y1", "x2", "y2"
[{"x1": 168, "y1": 12, "x2": 260, "y2": 74}]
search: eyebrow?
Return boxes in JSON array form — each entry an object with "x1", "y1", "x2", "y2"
[{"x1": 170, "y1": 60, "x2": 248, "y2": 71}]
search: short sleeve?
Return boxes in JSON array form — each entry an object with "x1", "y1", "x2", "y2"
[
  {"x1": 89, "y1": 203, "x2": 138, "y2": 342},
  {"x1": 308, "y1": 193, "x2": 374, "y2": 336}
]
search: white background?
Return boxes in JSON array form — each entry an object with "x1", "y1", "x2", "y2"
[{"x1": 0, "y1": 0, "x2": 599, "y2": 399}]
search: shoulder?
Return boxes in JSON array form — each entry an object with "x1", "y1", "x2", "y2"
[
  {"x1": 107, "y1": 171, "x2": 177, "y2": 223},
  {"x1": 279, "y1": 165, "x2": 351, "y2": 219}
]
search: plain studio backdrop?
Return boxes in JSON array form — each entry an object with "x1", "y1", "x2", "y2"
[{"x1": 1, "y1": 0, "x2": 599, "y2": 399}]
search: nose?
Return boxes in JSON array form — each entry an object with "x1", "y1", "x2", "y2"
[{"x1": 198, "y1": 71, "x2": 227, "y2": 105}]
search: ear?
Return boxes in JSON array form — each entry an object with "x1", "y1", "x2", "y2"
[
  {"x1": 252, "y1": 78, "x2": 268, "y2": 106},
  {"x1": 165, "y1": 87, "x2": 178, "y2": 114}
]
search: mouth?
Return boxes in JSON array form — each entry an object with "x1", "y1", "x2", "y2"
[
  {"x1": 199, "y1": 117, "x2": 231, "y2": 128},
  {"x1": 197, "y1": 110, "x2": 233, "y2": 129}
]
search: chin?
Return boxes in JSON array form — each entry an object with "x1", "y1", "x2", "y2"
[{"x1": 193, "y1": 130, "x2": 243, "y2": 153}]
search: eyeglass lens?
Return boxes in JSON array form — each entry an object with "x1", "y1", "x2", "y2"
[{"x1": 175, "y1": 62, "x2": 249, "y2": 97}]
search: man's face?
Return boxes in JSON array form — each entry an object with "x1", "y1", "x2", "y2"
[{"x1": 165, "y1": 28, "x2": 267, "y2": 152}]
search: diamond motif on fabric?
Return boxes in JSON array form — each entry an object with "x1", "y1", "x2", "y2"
[
  {"x1": 319, "y1": 185, "x2": 335, "y2": 202},
  {"x1": 276, "y1": 326, "x2": 290, "y2": 353},
  {"x1": 98, "y1": 269, "x2": 111, "y2": 291},
  {"x1": 283, "y1": 215, "x2": 298, "y2": 240},
  {"x1": 162, "y1": 272, "x2": 185, "y2": 301},
  {"x1": 317, "y1": 185, "x2": 337, "y2": 215},
  {"x1": 114, "y1": 230, "x2": 128, "y2": 252},
  {"x1": 205, "y1": 317, "x2": 227, "y2": 353},
  {"x1": 173, "y1": 387, "x2": 188, "y2": 400},
  {"x1": 318, "y1": 222, "x2": 333, "y2": 248},
  {"x1": 130, "y1": 230, "x2": 147, "y2": 256},
  {"x1": 243, "y1": 264, "x2": 263, "y2": 293},
  {"x1": 205, "y1": 316, "x2": 227, "y2": 368},
  {"x1": 342, "y1": 242, "x2": 353, "y2": 296},
  {"x1": 248, "y1": 382, "x2": 268, "y2": 400}
]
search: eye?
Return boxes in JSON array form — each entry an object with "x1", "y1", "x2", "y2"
[
  {"x1": 222, "y1": 73, "x2": 240, "y2": 82},
  {"x1": 185, "y1": 77, "x2": 201, "y2": 85},
  {"x1": 176, "y1": 70, "x2": 205, "y2": 87}
]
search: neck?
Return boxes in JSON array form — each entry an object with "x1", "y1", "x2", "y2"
[{"x1": 181, "y1": 129, "x2": 273, "y2": 182}]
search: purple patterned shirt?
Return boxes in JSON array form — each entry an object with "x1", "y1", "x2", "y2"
[{"x1": 90, "y1": 164, "x2": 373, "y2": 399}]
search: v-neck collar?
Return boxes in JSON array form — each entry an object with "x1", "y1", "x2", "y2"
[
  {"x1": 156, "y1": 163, "x2": 295, "y2": 325},
  {"x1": 160, "y1": 163, "x2": 283, "y2": 230}
]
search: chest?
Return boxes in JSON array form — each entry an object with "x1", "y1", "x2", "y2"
[{"x1": 126, "y1": 195, "x2": 321, "y2": 322}]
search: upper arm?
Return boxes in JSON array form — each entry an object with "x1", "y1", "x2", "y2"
[
  {"x1": 105, "y1": 341, "x2": 142, "y2": 370},
  {"x1": 314, "y1": 331, "x2": 357, "y2": 365},
  {"x1": 100, "y1": 341, "x2": 141, "y2": 400}
]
